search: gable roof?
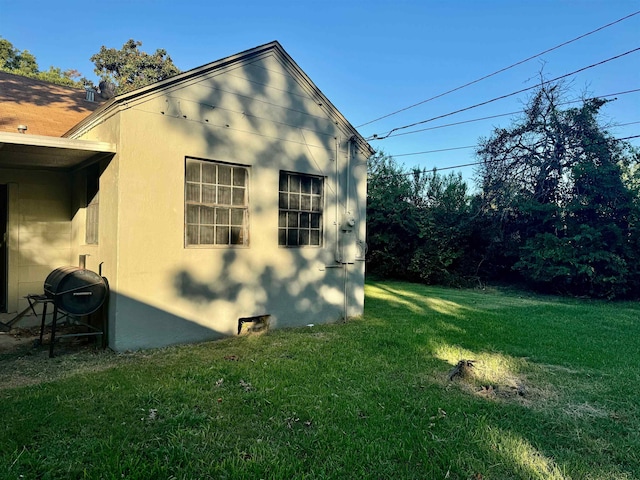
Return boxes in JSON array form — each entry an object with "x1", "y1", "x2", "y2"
[
  {"x1": 0, "y1": 71, "x2": 104, "y2": 137},
  {"x1": 66, "y1": 41, "x2": 374, "y2": 156}
]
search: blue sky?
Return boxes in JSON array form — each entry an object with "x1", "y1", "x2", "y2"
[{"x1": 2, "y1": 0, "x2": 638, "y2": 182}]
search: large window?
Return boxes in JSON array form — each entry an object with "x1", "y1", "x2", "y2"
[
  {"x1": 278, "y1": 172, "x2": 323, "y2": 247},
  {"x1": 185, "y1": 158, "x2": 249, "y2": 247}
]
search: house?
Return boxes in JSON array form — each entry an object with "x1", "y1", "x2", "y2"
[{"x1": 0, "y1": 41, "x2": 373, "y2": 351}]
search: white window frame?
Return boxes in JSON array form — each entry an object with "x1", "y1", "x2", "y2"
[
  {"x1": 278, "y1": 171, "x2": 323, "y2": 247},
  {"x1": 185, "y1": 158, "x2": 249, "y2": 247}
]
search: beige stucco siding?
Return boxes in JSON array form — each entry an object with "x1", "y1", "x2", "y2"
[
  {"x1": 74, "y1": 52, "x2": 368, "y2": 351},
  {"x1": 0, "y1": 168, "x2": 72, "y2": 314},
  {"x1": 70, "y1": 114, "x2": 120, "y2": 344}
]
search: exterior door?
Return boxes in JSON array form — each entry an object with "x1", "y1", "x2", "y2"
[{"x1": 0, "y1": 184, "x2": 7, "y2": 312}]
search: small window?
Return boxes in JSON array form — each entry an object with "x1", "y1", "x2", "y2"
[
  {"x1": 278, "y1": 171, "x2": 323, "y2": 247},
  {"x1": 185, "y1": 158, "x2": 249, "y2": 247},
  {"x1": 85, "y1": 164, "x2": 99, "y2": 245}
]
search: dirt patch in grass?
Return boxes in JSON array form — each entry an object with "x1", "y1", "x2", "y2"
[
  {"x1": 443, "y1": 358, "x2": 561, "y2": 409},
  {"x1": 0, "y1": 327, "x2": 129, "y2": 391}
]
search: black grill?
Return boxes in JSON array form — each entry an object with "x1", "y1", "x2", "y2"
[
  {"x1": 36, "y1": 266, "x2": 109, "y2": 357},
  {"x1": 44, "y1": 266, "x2": 107, "y2": 315}
]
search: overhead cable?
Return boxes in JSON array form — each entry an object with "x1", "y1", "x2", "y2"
[
  {"x1": 367, "y1": 47, "x2": 640, "y2": 141},
  {"x1": 357, "y1": 10, "x2": 640, "y2": 128},
  {"x1": 377, "y1": 88, "x2": 640, "y2": 139},
  {"x1": 373, "y1": 134, "x2": 640, "y2": 178}
]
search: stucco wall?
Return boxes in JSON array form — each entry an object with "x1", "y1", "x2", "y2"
[
  {"x1": 70, "y1": 114, "x2": 120, "y2": 346},
  {"x1": 0, "y1": 168, "x2": 72, "y2": 314},
  {"x1": 77, "y1": 51, "x2": 368, "y2": 351}
]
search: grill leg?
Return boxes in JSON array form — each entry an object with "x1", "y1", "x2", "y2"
[
  {"x1": 49, "y1": 305, "x2": 59, "y2": 358},
  {"x1": 38, "y1": 301, "x2": 48, "y2": 347}
]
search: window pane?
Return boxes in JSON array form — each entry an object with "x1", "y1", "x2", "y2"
[
  {"x1": 299, "y1": 230, "x2": 309, "y2": 245},
  {"x1": 279, "y1": 192, "x2": 288, "y2": 209},
  {"x1": 186, "y1": 225, "x2": 199, "y2": 245},
  {"x1": 300, "y1": 194, "x2": 311, "y2": 211},
  {"x1": 201, "y1": 206, "x2": 215, "y2": 225},
  {"x1": 230, "y1": 227, "x2": 242, "y2": 245},
  {"x1": 312, "y1": 196, "x2": 321, "y2": 211},
  {"x1": 216, "y1": 208, "x2": 230, "y2": 225},
  {"x1": 278, "y1": 212, "x2": 287, "y2": 227},
  {"x1": 311, "y1": 213, "x2": 321, "y2": 228},
  {"x1": 186, "y1": 183, "x2": 200, "y2": 202},
  {"x1": 216, "y1": 226, "x2": 229, "y2": 244},
  {"x1": 186, "y1": 205, "x2": 199, "y2": 224},
  {"x1": 290, "y1": 175, "x2": 300, "y2": 193},
  {"x1": 278, "y1": 229, "x2": 286, "y2": 245},
  {"x1": 202, "y1": 184, "x2": 216, "y2": 204},
  {"x1": 232, "y1": 187, "x2": 245, "y2": 206},
  {"x1": 200, "y1": 226, "x2": 214, "y2": 244},
  {"x1": 230, "y1": 208, "x2": 244, "y2": 225},
  {"x1": 311, "y1": 178, "x2": 322, "y2": 195},
  {"x1": 287, "y1": 212, "x2": 298, "y2": 227},
  {"x1": 218, "y1": 165, "x2": 232, "y2": 185},
  {"x1": 310, "y1": 230, "x2": 320, "y2": 245},
  {"x1": 290, "y1": 194, "x2": 300, "y2": 210},
  {"x1": 218, "y1": 186, "x2": 231, "y2": 205},
  {"x1": 301, "y1": 176, "x2": 311, "y2": 194},
  {"x1": 233, "y1": 168, "x2": 246, "y2": 186},
  {"x1": 300, "y1": 213, "x2": 310, "y2": 228},
  {"x1": 279, "y1": 174, "x2": 288, "y2": 191},
  {"x1": 287, "y1": 229, "x2": 298, "y2": 246},
  {"x1": 186, "y1": 161, "x2": 200, "y2": 182},
  {"x1": 202, "y1": 163, "x2": 216, "y2": 183}
]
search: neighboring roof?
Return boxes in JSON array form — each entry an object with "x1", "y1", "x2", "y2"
[
  {"x1": 0, "y1": 131, "x2": 116, "y2": 169},
  {"x1": 0, "y1": 71, "x2": 103, "y2": 137},
  {"x1": 66, "y1": 41, "x2": 374, "y2": 156}
]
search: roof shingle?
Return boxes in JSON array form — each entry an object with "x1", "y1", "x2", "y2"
[{"x1": 0, "y1": 71, "x2": 104, "y2": 137}]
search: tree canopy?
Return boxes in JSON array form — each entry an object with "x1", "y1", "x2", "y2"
[
  {"x1": 475, "y1": 81, "x2": 639, "y2": 297},
  {"x1": 366, "y1": 81, "x2": 640, "y2": 298},
  {"x1": 0, "y1": 37, "x2": 84, "y2": 87},
  {"x1": 90, "y1": 39, "x2": 181, "y2": 95}
]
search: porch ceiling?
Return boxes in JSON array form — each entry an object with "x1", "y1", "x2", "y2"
[{"x1": 0, "y1": 132, "x2": 116, "y2": 169}]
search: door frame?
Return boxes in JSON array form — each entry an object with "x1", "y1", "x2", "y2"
[{"x1": 0, "y1": 184, "x2": 7, "y2": 313}]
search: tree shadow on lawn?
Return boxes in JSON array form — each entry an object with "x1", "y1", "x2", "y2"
[{"x1": 361, "y1": 281, "x2": 639, "y2": 478}]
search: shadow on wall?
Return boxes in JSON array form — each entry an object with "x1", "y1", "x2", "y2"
[
  {"x1": 109, "y1": 289, "x2": 228, "y2": 351},
  {"x1": 163, "y1": 53, "x2": 364, "y2": 330},
  {"x1": 172, "y1": 249, "x2": 361, "y2": 330}
]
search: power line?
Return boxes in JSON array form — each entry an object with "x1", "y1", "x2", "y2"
[
  {"x1": 368, "y1": 47, "x2": 640, "y2": 141},
  {"x1": 391, "y1": 131, "x2": 640, "y2": 159},
  {"x1": 394, "y1": 145, "x2": 476, "y2": 157},
  {"x1": 375, "y1": 88, "x2": 640, "y2": 139},
  {"x1": 357, "y1": 10, "x2": 640, "y2": 128},
  {"x1": 373, "y1": 134, "x2": 640, "y2": 178}
]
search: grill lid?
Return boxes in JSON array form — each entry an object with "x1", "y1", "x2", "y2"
[{"x1": 44, "y1": 266, "x2": 108, "y2": 315}]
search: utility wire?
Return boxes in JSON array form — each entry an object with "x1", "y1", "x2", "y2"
[
  {"x1": 391, "y1": 130, "x2": 640, "y2": 159},
  {"x1": 367, "y1": 47, "x2": 640, "y2": 141},
  {"x1": 372, "y1": 134, "x2": 640, "y2": 178},
  {"x1": 394, "y1": 145, "x2": 476, "y2": 157},
  {"x1": 357, "y1": 10, "x2": 640, "y2": 128},
  {"x1": 377, "y1": 88, "x2": 640, "y2": 139}
]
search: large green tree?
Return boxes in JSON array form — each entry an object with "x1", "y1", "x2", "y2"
[
  {"x1": 366, "y1": 152, "x2": 479, "y2": 285},
  {"x1": 90, "y1": 39, "x2": 181, "y2": 94},
  {"x1": 476, "y1": 81, "x2": 639, "y2": 297}
]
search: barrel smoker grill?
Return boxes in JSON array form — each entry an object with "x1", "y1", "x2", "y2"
[{"x1": 37, "y1": 266, "x2": 108, "y2": 357}]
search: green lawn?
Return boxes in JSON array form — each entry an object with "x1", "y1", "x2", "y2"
[{"x1": 1, "y1": 281, "x2": 639, "y2": 479}]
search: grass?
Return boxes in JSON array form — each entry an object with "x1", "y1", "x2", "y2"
[{"x1": 1, "y1": 280, "x2": 639, "y2": 479}]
